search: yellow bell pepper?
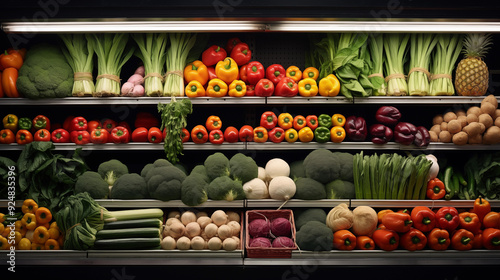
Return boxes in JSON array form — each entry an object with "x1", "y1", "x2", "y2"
[
  {"x1": 183, "y1": 60, "x2": 209, "y2": 86},
  {"x1": 2, "y1": 114, "x2": 18, "y2": 132},
  {"x1": 302, "y1": 67, "x2": 319, "y2": 80},
  {"x1": 285, "y1": 128, "x2": 298, "y2": 143},
  {"x1": 31, "y1": 243, "x2": 43, "y2": 250},
  {"x1": 330, "y1": 126, "x2": 346, "y2": 143},
  {"x1": 298, "y1": 126, "x2": 314, "y2": 142},
  {"x1": 215, "y1": 57, "x2": 239, "y2": 84},
  {"x1": 318, "y1": 74, "x2": 340, "y2": 97},
  {"x1": 0, "y1": 212, "x2": 5, "y2": 223},
  {"x1": 18, "y1": 237, "x2": 31, "y2": 250},
  {"x1": 0, "y1": 235, "x2": 9, "y2": 250},
  {"x1": 228, "y1": 80, "x2": 247, "y2": 97},
  {"x1": 45, "y1": 238, "x2": 60, "y2": 250},
  {"x1": 278, "y1": 113, "x2": 294, "y2": 130},
  {"x1": 206, "y1": 78, "x2": 228, "y2": 97},
  {"x1": 22, "y1": 198, "x2": 38, "y2": 214},
  {"x1": 332, "y1": 114, "x2": 346, "y2": 127},
  {"x1": 298, "y1": 78, "x2": 319, "y2": 97},
  {"x1": 14, "y1": 230, "x2": 22, "y2": 247},
  {"x1": 21, "y1": 213, "x2": 37, "y2": 230},
  {"x1": 0, "y1": 222, "x2": 4, "y2": 235},
  {"x1": 185, "y1": 80, "x2": 206, "y2": 98},
  {"x1": 15, "y1": 220, "x2": 27, "y2": 236},
  {"x1": 286, "y1": 65, "x2": 302, "y2": 82},
  {"x1": 33, "y1": 226, "x2": 49, "y2": 244},
  {"x1": 48, "y1": 227, "x2": 60, "y2": 240}
]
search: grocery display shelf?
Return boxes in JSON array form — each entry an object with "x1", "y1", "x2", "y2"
[
  {"x1": 95, "y1": 199, "x2": 245, "y2": 208},
  {"x1": 245, "y1": 199, "x2": 349, "y2": 208}
]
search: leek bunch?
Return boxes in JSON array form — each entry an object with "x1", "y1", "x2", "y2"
[
  {"x1": 429, "y1": 34, "x2": 463, "y2": 96},
  {"x1": 408, "y1": 34, "x2": 439, "y2": 96},
  {"x1": 163, "y1": 33, "x2": 198, "y2": 96},
  {"x1": 59, "y1": 34, "x2": 95, "y2": 97},
  {"x1": 383, "y1": 34, "x2": 410, "y2": 96},
  {"x1": 132, "y1": 33, "x2": 168, "y2": 96},
  {"x1": 367, "y1": 34, "x2": 387, "y2": 96}
]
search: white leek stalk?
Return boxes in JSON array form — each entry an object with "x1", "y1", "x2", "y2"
[{"x1": 59, "y1": 34, "x2": 95, "y2": 97}]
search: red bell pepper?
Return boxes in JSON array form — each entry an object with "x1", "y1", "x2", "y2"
[
  {"x1": 110, "y1": 126, "x2": 130, "y2": 144},
  {"x1": 0, "y1": 129, "x2": 15, "y2": 144},
  {"x1": 268, "y1": 127, "x2": 285, "y2": 143},
  {"x1": 70, "y1": 130, "x2": 90, "y2": 145},
  {"x1": 451, "y1": 229, "x2": 474, "y2": 251},
  {"x1": 230, "y1": 42, "x2": 251, "y2": 66},
  {"x1": 118, "y1": 121, "x2": 131, "y2": 133},
  {"x1": 202, "y1": 45, "x2": 227, "y2": 67},
  {"x1": 131, "y1": 127, "x2": 148, "y2": 142},
  {"x1": 32, "y1": 115, "x2": 50, "y2": 131},
  {"x1": 51, "y1": 128, "x2": 70, "y2": 143},
  {"x1": 101, "y1": 118, "x2": 117, "y2": 133},
  {"x1": 245, "y1": 84, "x2": 255, "y2": 96},
  {"x1": 181, "y1": 128, "x2": 190, "y2": 143},
  {"x1": 87, "y1": 120, "x2": 101, "y2": 134},
  {"x1": 191, "y1": 125, "x2": 209, "y2": 144},
  {"x1": 266, "y1": 64, "x2": 286, "y2": 85},
  {"x1": 482, "y1": 228, "x2": 500, "y2": 250},
  {"x1": 400, "y1": 228, "x2": 427, "y2": 251},
  {"x1": 70, "y1": 116, "x2": 87, "y2": 131},
  {"x1": 427, "y1": 228, "x2": 450, "y2": 251},
  {"x1": 63, "y1": 115, "x2": 75, "y2": 132},
  {"x1": 134, "y1": 112, "x2": 159, "y2": 130},
  {"x1": 458, "y1": 212, "x2": 481, "y2": 234},
  {"x1": 435, "y1": 207, "x2": 460, "y2": 232},
  {"x1": 33, "y1": 129, "x2": 51, "y2": 142},
  {"x1": 246, "y1": 61, "x2": 265, "y2": 85},
  {"x1": 207, "y1": 66, "x2": 217, "y2": 80},
  {"x1": 226, "y1": 37, "x2": 242, "y2": 54},
  {"x1": 372, "y1": 229, "x2": 399, "y2": 251},
  {"x1": 275, "y1": 77, "x2": 298, "y2": 97},
  {"x1": 16, "y1": 129, "x2": 33, "y2": 145},
  {"x1": 426, "y1": 178, "x2": 446, "y2": 200},
  {"x1": 148, "y1": 127, "x2": 163, "y2": 143},
  {"x1": 306, "y1": 115, "x2": 318, "y2": 130},
  {"x1": 224, "y1": 126, "x2": 239, "y2": 143},
  {"x1": 293, "y1": 115, "x2": 307, "y2": 130},
  {"x1": 239, "y1": 64, "x2": 249, "y2": 84},
  {"x1": 209, "y1": 129, "x2": 224, "y2": 144},
  {"x1": 239, "y1": 125, "x2": 254, "y2": 142},
  {"x1": 90, "y1": 128, "x2": 109, "y2": 144},
  {"x1": 260, "y1": 111, "x2": 278, "y2": 129},
  {"x1": 382, "y1": 209, "x2": 413, "y2": 233},
  {"x1": 254, "y1": 78, "x2": 274, "y2": 97},
  {"x1": 410, "y1": 206, "x2": 436, "y2": 233}
]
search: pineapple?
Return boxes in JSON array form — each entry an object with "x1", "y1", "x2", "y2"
[{"x1": 454, "y1": 33, "x2": 493, "y2": 96}]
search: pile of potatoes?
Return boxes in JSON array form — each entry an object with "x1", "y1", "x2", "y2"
[
  {"x1": 429, "y1": 94, "x2": 500, "y2": 145},
  {"x1": 161, "y1": 210, "x2": 241, "y2": 251}
]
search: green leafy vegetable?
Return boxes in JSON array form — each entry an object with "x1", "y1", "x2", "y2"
[{"x1": 367, "y1": 34, "x2": 386, "y2": 96}]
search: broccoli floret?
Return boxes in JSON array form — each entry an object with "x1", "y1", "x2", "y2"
[
  {"x1": 294, "y1": 208, "x2": 327, "y2": 230},
  {"x1": 16, "y1": 43, "x2": 73, "y2": 99},
  {"x1": 303, "y1": 149, "x2": 354, "y2": 184},
  {"x1": 190, "y1": 164, "x2": 210, "y2": 183},
  {"x1": 181, "y1": 173, "x2": 209, "y2": 206},
  {"x1": 294, "y1": 177, "x2": 327, "y2": 200},
  {"x1": 207, "y1": 176, "x2": 245, "y2": 201},
  {"x1": 97, "y1": 159, "x2": 129, "y2": 187},
  {"x1": 204, "y1": 152, "x2": 230, "y2": 181},
  {"x1": 289, "y1": 160, "x2": 306, "y2": 181},
  {"x1": 141, "y1": 159, "x2": 173, "y2": 179},
  {"x1": 110, "y1": 173, "x2": 149, "y2": 199},
  {"x1": 229, "y1": 153, "x2": 258, "y2": 184},
  {"x1": 295, "y1": 221, "x2": 333, "y2": 251},
  {"x1": 145, "y1": 165, "x2": 187, "y2": 201},
  {"x1": 74, "y1": 171, "x2": 110, "y2": 199},
  {"x1": 325, "y1": 179, "x2": 356, "y2": 199},
  {"x1": 140, "y1": 163, "x2": 154, "y2": 178}
]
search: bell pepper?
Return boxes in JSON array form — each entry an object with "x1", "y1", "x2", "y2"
[
  {"x1": 18, "y1": 117, "x2": 32, "y2": 131},
  {"x1": 369, "y1": 124, "x2": 393, "y2": 144},
  {"x1": 298, "y1": 127, "x2": 314, "y2": 142},
  {"x1": 426, "y1": 178, "x2": 446, "y2": 200},
  {"x1": 260, "y1": 111, "x2": 277, "y2": 130},
  {"x1": 278, "y1": 113, "x2": 293, "y2": 130},
  {"x1": 2, "y1": 114, "x2": 18, "y2": 131},
  {"x1": 32, "y1": 115, "x2": 50, "y2": 131},
  {"x1": 266, "y1": 64, "x2": 286, "y2": 85},
  {"x1": 45, "y1": 238, "x2": 60, "y2": 250},
  {"x1": 239, "y1": 64, "x2": 249, "y2": 83},
  {"x1": 427, "y1": 228, "x2": 451, "y2": 251},
  {"x1": 51, "y1": 128, "x2": 70, "y2": 143},
  {"x1": 239, "y1": 125, "x2": 254, "y2": 142},
  {"x1": 33, "y1": 226, "x2": 50, "y2": 244},
  {"x1": 314, "y1": 126, "x2": 330, "y2": 143},
  {"x1": 331, "y1": 114, "x2": 346, "y2": 127},
  {"x1": 483, "y1": 211, "x2": 500, "y2": 229},
  {"x1": 191, "y1": 125, "x2": 209, "y2": 144},
  {"x1": 0, "y1": 49, "x2": 23, "y2": 70},
  {"x1": 230, "y1": 42, "x2": 252, "y2": 66},
  {"x1": 146, "y1": 127, "x2": 162, "y2": 143},
  {"x1": 224, "y1": 126, "x2": 239, "y2": 143},
  {"x1": 382, "y1": 209, "x2": 413, "y2": 233},
  {"x1": 70, "y1": 130, "x2": 90, "y2": 145},
  {"x1": 34, "y1": 128, "x2": 51, "y2": 142},
  {"x1": 378, "y1": 209, "x2": 394, "y2": 224},
  {"x1": 87, "y1": 120, "x2": 102, "y2": 133},
  {"x1": 215, "y1": 57, "x2": 239, "y2": 85},
  {"x1": 459, "y1": 212, "x2": 481, "y2": 234},
  {"x1": 22, "y1": 199, "x2": 38, "y2": 214},
  {"x1": 318, "y1": 74, "x2": 340, "y2": 97},
  {"x1": 285, "y1": 128, "x2": 298, "y2": 143},
  {"x1": 394, "y1": 122, "x2": 417, "y2": 145},
  {"x1": 246, "y1": 61, "x2": 265, "y2": 85},
  {"x1": 285, "y1": 66, "x2": 302, "y2": 83},
  {"x1": 253, "y1": 126, "x2": 268, "y2": 143},
  {"x1": 411, "y1": 206, "x2": 436, "y2": 233},
  {"x1": 209, "y1": 129, "x2": 224, "y2": 144},
  {"x1": 88, "y1": 128, "x2": 107, "y2": 144},
  {"x1": 35, "y1": 207, "x2": 52, "y2": 224},
  {"x1": 372, "y1": 229, "x2": 399, "y2": 251},
  {"x1": 473, "y1": 231, "x2": 484, "y2": 249},
  {"x1": 375, "y1": 106, "x2": 401, "y2": 126},
  {"x1": 400, "y1": 227, "x2": 427, "y2": 251},
  {"x1": 207, "y1": 66, "x2": 217, "y2": 80},
  {"x1": 2, "y1": 67, "x2": 20, "y2": 98},
  {"x1": 70, "y1": 116, "x2": 87, "y2": 132},
  {"x1": 473, "y1": 196, "x2": 491, "y2": 223},
  {"x1": 268, "y1": 127, "x2": 285, "y2": 143},
  {"x1": 206, "y1": 78, "x2": 228, "y2": 97},
  {"x1": 275, "y1": 77, "x2": 298, "y2": 97},
  {"x1": 293, "y1": 115, "x2": 306, "y2": 130},
  {"x1": 255, "y1": 78, "x2": 274, "y2": 97},
  {"x1": 184, "y1": 60, "x2": 209, "y2": 86},
  {"x1": 435, "y1": 207, "x2": 460, "y2": 232},
  {"x1": 206, "y1": 115, "x2": 222, "y2": 131},
  {"x1": 110, "y1": 126, "x2": 130, "y2": 144},
  {"x1": 306, "y1": 115, "x2": 318, "y2": 130},
  {"x1": 345, "y1": 116, "x2": 367, "y2": 141},
  {"x1": 356, "y1": 236, "x2": 375, "y2": 250},
  {"x1": 132, "y1": 127, "x2": 148, "y2": 142},
  {"x1": 482, "y1": 228, "x2": 500, "y2": 250},
  {"x1": 226, "y1": 37, "x2": 242, "y2": 54},
  {"x1": 181, "y1": 128, "x2": 190, "y2": 143},
  {"x1": 228, "y1": 80, "x2": 247, "y2": 97},
  {"x1": 16, "y1": 129, "x2": 33, "y2": 145},
  {"x1": 185, "y1": 80, "x2": 206, "y2": 98},
  {"x1": 202, "y1": 45, "x2": 227, "y2": 67},
  {"x1": 318, "y1": 114, "x2": 332, "y2": 128},
  {"x1": 451, "y1": 229, "x2": 474, "y2": 251},
  {"x1": 246, "y1": 84, "x2": 255, "y2": 96},
  {"x1": 21, "y1": 213, "x2": 37, "y2": 231},
  {"x1": 330, "y1": 126, "x2": 346, "y2": 143},
  {"x1": 101, "y1": 118, "x2": 117, "y2": 134},
  {"x1": 414, "y1": 126, "x2": 431, "y2": 147},
  {"x1": 298, "y1": 78, "x2": 318, "y2": 97},
  {"x1": 333, "y1": 229, "x2": 357, "y2": 251},
  {"x1": 302, "y1": 67, "x2": 319, "y2": 80},
  {"x1": 0, "y1": 129, "x2": 15, "y2": 144}
]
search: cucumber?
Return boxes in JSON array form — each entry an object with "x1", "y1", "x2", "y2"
[
  {"x1": 103, "y1": 218, "x2": 162, "y2": 230},
  {"x1": 96, "y1": 227, "x2": 161, "y2": 240},
  {"x1": 94, "y1": 238, "x2": 161, "y2": 250}
]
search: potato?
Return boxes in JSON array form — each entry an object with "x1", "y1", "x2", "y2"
[
  {"x1": 440, "y1": 121, "x2": 448, "y2": 131},
  {"x1": 457, "y1": 115, "x2": 467, "y2": 128},
  {"x1": 447, "y1": 119, "x2": 462, "y2": 134},
  {"x1": 439, "y1": 130, "x2": 452, "y2": 143},
  {"x1": 452, "y1": 131, "x2": 468, "y2": 146},
  {"x1": 468, "y1": 134, "x2": 482, "y2": 144},
  {"x1": 432, "y1": 114, "x2": 444, "y2": 125},
  {"x1": 478, "y1": 113, "x2": 494, "y2": 129},
  {"x1": 429, "y1": 131, "x2": 439, "y2": 142},
  {"x1": 478, "y1": 122, "x2": 486, "y2": 134},
  {"x1": 483, "y1": 126, "x2": 500, "y2": 145},
  {"x1": 481, "y1": 101, "x2": 497, "y2": 117},
  {"x1": 462, "y1": 122, "x2": 482, "y2": 137},
  {"x1": 443, "y1": 111, "x2": 457, "y2": 122},
  {"x1": 430, "y1": 124, "x2": 441, "y2": 135},
  {"x1": 481, "y1": 94, "x2": 498, "y2": 109},
  {"x1": 467, "y1": 106, "x2": 482, "y2": 116},
  {"x1": 455, "y1": 109, "x2": 467, "y2": 117},
  {"x1": 494, "y1": 109, "x2": 500, "y2": 120},
  {"x1": 466, "y1": 113, "x2": 479, "y2": 124},
  {"x1": 495, "y1": 117, "x2": 500, "y2": 127}
]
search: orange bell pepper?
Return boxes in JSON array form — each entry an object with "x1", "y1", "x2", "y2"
[
  {"x1": 331, "y1": 114, "x2": 346, "y2": 127},
  {"x1": 333, "y1": 229, "x2": 357, "y2": 250},
  {"x1": 191, "y1": 125, "x2": 209, "y2": 144},
  {"x1": 302, "y1": 67, "x2": 319, "y2": 80},
  {"x1": 483, "y1": 211, "x2": 500, "y2": 229},
  {"x1": 45, "y1": 238, "x2": 60, "y2": 250},
  {"x1": 206, "y1": 78, "x2": 228, "y2": 97},
  {"x1": 377, "y1": 209, "x2": 394, "y2": 224},
  {"x1": 0, "y1": 49, "x2": 23, "y2": 70},
  {"x1": 0, "y1": 129, "x2": 15, "y2": 144},
  {"x1": 330, "y1": 126, "x2": 346, "y2": 143},
  {"x1": 2, "y1": 67, "x2": 20, "y2": 98},
  {"x1": 451, "y1": 229, "x2": 474, "y2": 251},
  {"x1": 400, "y1": 227, "x2": 427, "y2": 251},
  {"x1": 215, "y1": 57, "x2": 239, "y2": 84},
  {"x1": 356, "y1": 236, "x2": 375, "y2": 250},
  {"x1": 482, "y1": 228, "x2": 500, "y2": 250},
  {"x1": 185, "y1": 80, "x2": 206, "y2": 98},
  {"x1": 382, "y1": 210, "x2": 413, "y2": 233},
  {"x1": 285, "y1": 65, "x2": 302, "y2": 82},
  {"x1": 427, "y1": 228, "x2": 450, "y2": 251},
  {"x1": 297, "y1": 78, "x2": 318, "y2": 97},
  {"x1": 278, "y1": 113, "x2": 293, "y2": 130},
  {"x1": 472, "y1": 196, "x2": 491, "y2": 223},
  {"x1": 318, "y1": 74, "x2": 340, "y2": 97},
  {"x1": 298, "y1": 126, "x2": 314, "y2": 142},
  {"x1": 16, "y1": 129, "x2": 33, "y2": 145},
  {"x1": 183, "y1": 60, "x2": 209, "y2": 86},
  {"x1": 458, "y1": 212, "x2": 481, "y2": 234},
  {"x1": 33, "y1": 226, "x2": 50, "y2": 244},
  {"x1": 253, "y1": 126, "x2": 268, "y2": 143},
  {"x1": 292, "y1": 115, "x2": 307, "y2": 130},
  {"x1": 206, "y1": 115, "x2": 222, "y2": 131},
  {"x1": 426, "y1": 178, "x2": 446, "y2": 200},
  {"x1": 35, "y1": 207, "x2": 52, "y2": 225},
  {"x1": 228, "y1": 79, "x2": 247, "y2": 97}
]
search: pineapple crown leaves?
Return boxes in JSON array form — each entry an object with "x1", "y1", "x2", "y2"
[{"x1": 462, "y1": 33, "x2": 493, "y2": 59}]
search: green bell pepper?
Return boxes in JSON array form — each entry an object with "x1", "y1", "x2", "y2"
[
  {"x1": 314, "y1": 126, "x2": 331, "y2": 143},
  {"x1": 318, "y1": 114, "x2": 332, "y2": 128},
  {"x1": 18, "y1": 117, "x2": 32, "y2": 130}
]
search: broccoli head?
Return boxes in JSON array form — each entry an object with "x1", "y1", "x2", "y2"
[
  {"x1": 110, "y1": 173, "x2": 149, "y2": 199},
  {"x1": 294, "y1": 208, "x2": 327, "y2": 230},
  {"x1": 289, "y1": 160, "x2": 306, "y2": 181},
  {"x1": 204, "y1": 152, "x2": 230, "y2": 181},
  {"x1": 325, "y1": 179, "x2": 355, "y2": 199},
  {"x1": 141, "y1": 158, "x2": 173, "y2": 178},
  {"x1": 97, "y1": 159, "x2": 129, "y2": 187},
  {"x1": 295, "y1": 221, "x2": 333, "y2": 251},
  {"x1": 332, "y1": 152, "x2": 354, "y2": 182},
  {"x1": 303, "y1": 149, "x2": 354, "y2": 184},
  {"x1": 145, "y1": 165, "x2": 187, "y2": 201},
  {"x1": 294, "y1": 177, "x2": 327, "y2": 200},
  {"x1": 74, "y1": 171, "x2": 110, "y2": 199},
  {"x1": 229, "y1": 153, "x2": 258, "y2": 184},
  {"x1": 207, "y1": 175, "x2": 245, "y2": 201},
  {"x1": 17, "y1": 43, "x2": 73, "y2": 99},
  {"x1": 190, "y1": 164, "x2": 210, "y2": 183},
  {"x1": 181, "y1": 173, "x2": 209, "y2": 206}
]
